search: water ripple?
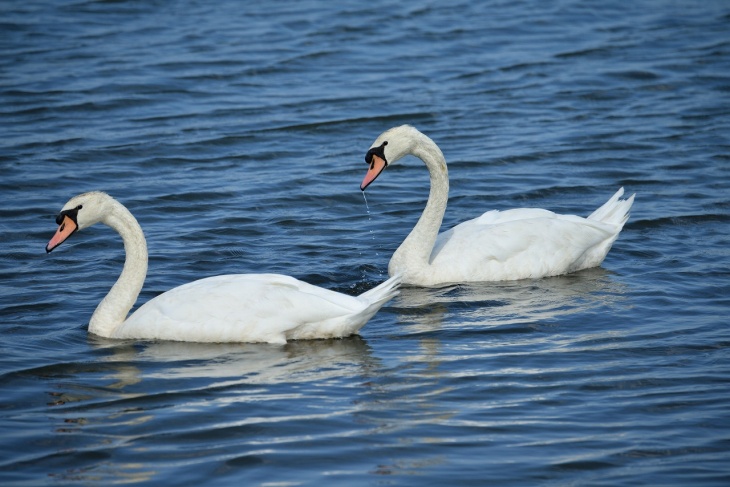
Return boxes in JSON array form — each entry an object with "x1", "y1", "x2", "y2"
[{"x1": 1, "y1": 0, "x2": 729, "y2": 484}]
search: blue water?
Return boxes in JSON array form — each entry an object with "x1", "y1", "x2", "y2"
[{"x1": 2, "y1": 0, "x2": 729, "y2": 485}]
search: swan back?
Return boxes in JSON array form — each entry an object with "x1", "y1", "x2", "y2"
[{"x1": 117, "y1": 274, "x2": 400, "y2": 344}]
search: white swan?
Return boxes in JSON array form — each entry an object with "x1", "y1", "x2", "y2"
[
  {"x1": 46, "y1": 192, "x2": 400, "y2": 344},
  {"x1": 360, "y1": 125, "x2": 635, "y2": 286}
]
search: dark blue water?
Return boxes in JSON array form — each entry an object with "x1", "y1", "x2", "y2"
[{"x1": 2, "y1": 0, "x2": 729, "y2": 485}]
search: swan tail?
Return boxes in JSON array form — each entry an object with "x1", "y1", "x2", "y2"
[
  {"x1": 359, "y1": 274, "x2": 401, "y2": 307},
  {"x1": 588, "y1": 187, "x2": 635, "y2": 229}
]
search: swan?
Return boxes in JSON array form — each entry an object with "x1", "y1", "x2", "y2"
[
  {"x1": 45, "y1": 191, "x2": 400, "y2": 344},
  {"x1": 360, "y1": 125, "x2": 635, "y2": 286}
]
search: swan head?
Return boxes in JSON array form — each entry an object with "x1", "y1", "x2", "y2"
[
  {"x1": 361, "y1": 125, "x2": 424, "y2": 191},
  {"x1": 46, "y1": 191, "x2": 115, "y2": 253}
]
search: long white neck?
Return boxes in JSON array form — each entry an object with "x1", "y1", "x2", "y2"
[
  {"x1": 389, "y1": 133, "x2": 449, "y2": 277},
  {"x1": 88, "y1": 200, "x2": 148, "y2": 337}
]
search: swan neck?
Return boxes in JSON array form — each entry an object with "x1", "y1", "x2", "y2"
[
  {"x1": 391, "y1": 135, "x2": 449, "y2": 274},
  {"x1": 88, "y1": 201, "x2": 147, "y2": 337}
]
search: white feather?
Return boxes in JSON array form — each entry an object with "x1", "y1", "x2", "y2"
[
  {"x1": 48, "y1": 192, "x2": 400, "y2": 343},
  {"x1": 364, "y1": 125, "x2": 635, "y2": 286}
]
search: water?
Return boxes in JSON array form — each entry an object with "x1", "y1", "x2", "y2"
[{"x1": 1, "y1": 0, "x2": 729, "y2": 484}]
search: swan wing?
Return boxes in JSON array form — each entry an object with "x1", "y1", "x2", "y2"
[
  {"x1": 430, "y1": 209, "x2": 618, "y2": 282},
  {"x1": 116, "y1": 274, "x2": 367, "y2": 344}
]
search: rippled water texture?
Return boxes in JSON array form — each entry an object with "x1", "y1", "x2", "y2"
[{"x1": 1, "y1": 0, "x2": 729, "y2": 485}]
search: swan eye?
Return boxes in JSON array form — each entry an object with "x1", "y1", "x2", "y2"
[
  {"x1": 55, "y1": 205, "x2": 83, "y2": 225},
  {"x1": 365, "y1": 141, "x2": 389, "y2": 166}
]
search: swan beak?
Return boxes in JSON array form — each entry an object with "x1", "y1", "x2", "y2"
[
  {"x1": 361, "y1": 154, "x2": 387, "y2": 191},
  {"x1": 46, "y1": 215, "x2": 78, "y2": 253}
]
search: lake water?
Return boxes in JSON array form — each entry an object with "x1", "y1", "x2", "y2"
[{"x1": 1, "y1": 0, "x2": 729, "y2": 485}]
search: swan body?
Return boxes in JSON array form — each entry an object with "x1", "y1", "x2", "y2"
[
  {"x1": 46, "y1": 192, "x2": 400, "y2": 344},
  {"x1": 360, "y1": 125, "x2": 635, "y2": 286}
]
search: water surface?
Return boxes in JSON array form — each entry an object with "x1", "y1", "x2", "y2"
[{"x1": 1, "y1": 0, "x2": 729, "y2": 485}]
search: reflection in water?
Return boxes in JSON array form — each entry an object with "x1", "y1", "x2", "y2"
[
  {"x1": 346, "y1": 268, "x2": 633, "y2": 478},
  {"x1": 92, "y1": 335, "x2": 378, "y2": 384},
  {"x1": 394, "y1": 267, "x2": 628, "y2": 334},
  {"x1": 39, "y1": 336, "x2": 378, "y2": 483},
  {"x1": 379, "y1": 267, "x2": 631, "y2": 413},
  {"x1": 24, "y1": 270, "x2": 631, "y2": 483}
]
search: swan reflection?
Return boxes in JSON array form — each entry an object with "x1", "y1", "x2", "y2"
[
  {"x1": 392, "y1": 266, "x2": 628, "y2": 334},
  {"x1": 42, "y1": 270, "x2": 627, "y2": 484},
  {"x1": 90, "y1": 334, "x2": 378, "y2": 388},
  {"x1": 43, "y1": 336, "x2": 379, "y2": 482}
]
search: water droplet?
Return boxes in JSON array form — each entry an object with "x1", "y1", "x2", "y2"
[{"x1": 362, "y1": 191, "x2": 370, "y2": 213}]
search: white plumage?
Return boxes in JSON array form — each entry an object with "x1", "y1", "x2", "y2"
[
  {"x1": 46, "y1": 192, "x2": 400, "y2": 344},
  {"x1": 360, "y1": 125, "x2": 635, "y2": 286}
]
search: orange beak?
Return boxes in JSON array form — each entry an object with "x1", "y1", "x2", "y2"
[
  {"x1": 360, "y1": 154, "x2": 387, "y2": 191},
  {"x1": 46, "y1": 215, "x2": 78, "y2": 253}
]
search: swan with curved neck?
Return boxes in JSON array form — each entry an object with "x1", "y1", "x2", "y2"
[
  {"x1": 360, "y1": 125, "x2": 635, "y2": 286},
  {"x1": 46, "y1": 192, "x2": 400, "y2": 343}
]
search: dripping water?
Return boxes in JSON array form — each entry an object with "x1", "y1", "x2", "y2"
[{"x1": 361, "y1": 191, "x2": 383, "y2": 279}]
